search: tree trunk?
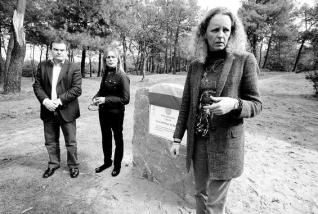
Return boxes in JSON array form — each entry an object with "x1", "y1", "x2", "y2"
[
  {"x1": 28, "y1": 44, "x2": 31, "y2": 60},
  {"x1": 128, "y1": 40, "x2": 136, "y2": 72},
  {"x1": 177, "y1": 48, "x2": 181, "y2": 72},
  {"x1": 39, "y1": 45, "x2": 43, "y2": 63},
  {"x1": 68, "y1": 49, "x2": 70, "y2": 61},
  {"x1": 3, "y1": 32, "x2": 26, "y2": 94},
  {"x1": 46, "y1": 44, "x2": 49, "y2": 61},
  {"x1": 135, "y1": 54, "x2": 140, "y2": 73},
  {"x1": 148, "y1": 56, "x2": 151, "y2": 73},
  {"x1": 81, "y1": 47, "x2": 86, "y2": 78},
  {"x1": 164, "y1": 24, "x2": 169, "y2": 74},
  {"x1": 258, "y1": 41, "x2": 263, "y2": 67},
  {"x1": 0, "y1": 28, "x2": 4, "y2": 84},
  {"x1": 139, "y1": 54, "x2": 144, "y2": 73},
  {"x1": 71, "y1": 50, "x2": 74, "y2": 62},
  {"x1": 89, "y1": 54, "x2": 92, "y2": 77},
  {"x1": 172, "y1": 22, "x2": 180, "y2": 74},
  {"x1": 5, "y1": 32, "x2": 14, "y2": 73},
  {"x1": 32, "y1": 44, "x2": 35, "y2": 79},
  {"x1": 0, "y1": 55, "x2": 4, "y2": 84},
  {"x1": 156, "y1": 64, "x2": 159, "y2": 74},
  {"x1": 292, "y1": 39, "x2": 305, "y2": 72},
  {"x1": 121, "y1": 34, "x2": 127, "y2": 72},
  {"x1": 141, "y1": 55, "x2": 148, "y2": 82},
  {"x1": 169, "y1": 29, "x2": 173, "y2": 73},
  {"x1": 1, "y1": 36, "x2": 7, "y2": 55},
  {"x1": 3, "y1": 0, "x2": 27, "y2": 94},
  {"x1": 138, "y1": 47, "x2": 145, "y2": 73},
  {"x1": 1, "y1": 27, "x2": 7, "y2": 59},
  {"x1": 262, "y1": 34, "x2": 272, "y2": 69},
  {"x1": 135, "y1": 45, "x2": 141, "y2": 73},
  {"x1": 68, "y1": 49, "x2": 71, "y2": 62},
  {"x1": 151, "y1": 55, "x2": 155, "y2": 73},
  {"x1": 98, "y1": 50, "x2": 102, "y2": 77},
  {"x1": 252, "y1": 34, "x2": 258, "y2": 56}
]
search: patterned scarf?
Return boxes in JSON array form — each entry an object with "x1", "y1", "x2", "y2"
[{"x1": 195, "y1": 50, "x2": 226, "y2": 137}]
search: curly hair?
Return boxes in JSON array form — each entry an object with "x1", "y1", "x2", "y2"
[{"x1": 193, "y1": 7, "x2": 248, "y2": 63}]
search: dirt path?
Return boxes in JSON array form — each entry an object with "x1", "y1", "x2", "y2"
[
  {"x1": 0, "y1": 72, "x2": 317, "y2": 214},
  {"x1": 0, "y1": 74, "x2": 192, "y2": 214},
  {"x1": 227, "y1": 72, "x2": 318, "y2": 214}
]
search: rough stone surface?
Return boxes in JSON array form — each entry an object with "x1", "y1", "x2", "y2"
[{"x1": 132, "y1": 88, "x2": 195, "y2": 206}]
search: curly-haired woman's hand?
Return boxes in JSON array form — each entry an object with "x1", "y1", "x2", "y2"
[{"x1": 203, "y1": 97, "x2": 239, "y2": 115}]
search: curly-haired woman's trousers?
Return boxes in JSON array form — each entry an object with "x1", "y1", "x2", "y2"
[{"x1": 193, "y1": 136, "x2": 231, "y2": 214}]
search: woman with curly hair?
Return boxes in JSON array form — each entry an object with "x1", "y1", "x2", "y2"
[{"x1": 170, "y1": 7, "x2": 262, "y2": 214}]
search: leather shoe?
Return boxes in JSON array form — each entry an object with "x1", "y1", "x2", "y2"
[
  {"x1": 70, "y1": 168, "x2": 79, "y2": 178},
  {"x1": 111, "y1": 167, "x2": 121, "y2": 177},
  {"x1": 95, "y1": 162, "x2": 112, "y2": 173},
  {"x1": 42, "y1": 167, "x2": 59, "y2": 178}
]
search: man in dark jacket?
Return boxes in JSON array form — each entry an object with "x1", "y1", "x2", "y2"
[{"x1": 33, "y1": 39, "x2": 82, "y2": 178}]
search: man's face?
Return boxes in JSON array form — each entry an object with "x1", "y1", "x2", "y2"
[{"x1": 51, "y1": 42, "x2": 67, "y2": 62}]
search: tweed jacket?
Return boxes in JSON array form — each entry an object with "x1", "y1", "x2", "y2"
[
  {"x1": 33, "y1": 60, "x2": 82, "y2": 122},
  {"x1": 173, "y1": 51, "x2": 262, "y2": 179}
]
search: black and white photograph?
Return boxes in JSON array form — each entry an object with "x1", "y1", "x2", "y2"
[{"x1": 0, "y1": 0, "x2": 317, "y2": 213}]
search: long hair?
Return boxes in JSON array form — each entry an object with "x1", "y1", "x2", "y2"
[
  {"x1": 193, "y1": 7, "x2": 248, "y2": 63},
  {"x1": 102, "y1": 47, "x2": 125, "y2": 76}
]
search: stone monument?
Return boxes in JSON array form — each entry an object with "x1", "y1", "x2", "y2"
[{"x1": 132, "y1": 83, "x2": 195, "y2": 205}]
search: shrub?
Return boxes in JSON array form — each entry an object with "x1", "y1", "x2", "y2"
[
  {"x1": 297, "y1": 62, "x2": 314, "y2": 72},
  {"x1": 266, "y1": 61, "x2": 286, "y2": 71},
  {"x1": 22, "y1": 67, "x2": 35, "y2": 77},
  {"x1": 305, "y1": 70, "x2": 318, "y2": 96}
]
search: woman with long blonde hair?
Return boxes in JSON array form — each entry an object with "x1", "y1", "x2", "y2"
[{"x1": 93, "y1": 47, "x2": 130, "y2": 177}]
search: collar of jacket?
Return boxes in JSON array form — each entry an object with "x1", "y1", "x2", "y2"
[{"x1": 46, "y1": 60, "x2": 70, "y2": 84}]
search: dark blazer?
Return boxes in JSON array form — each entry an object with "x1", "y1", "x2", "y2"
[
  {"x1": 33, "y1": 60, "x2": 82, "y2": 122},
  {"x1": 173, "y1": 51, "x2": 262, "y2": 179}
]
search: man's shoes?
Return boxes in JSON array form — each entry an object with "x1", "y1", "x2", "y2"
[
  {"x1": 111, "y1": 167, "x2": 121, "y2": 177},
  {"x1": 70, "y1": 167, "x2": 79, "y2": 178},
  {"x1": 95, "y1": 162, "x2": 112, "y2": 173},
  {"x1": 42, "y1": 167, "x2": 59, "y2": 178}
]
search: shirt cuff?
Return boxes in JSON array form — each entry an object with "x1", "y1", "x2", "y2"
[{"x1": 57, "y1": 98, "x2": 62, "y2": 106}]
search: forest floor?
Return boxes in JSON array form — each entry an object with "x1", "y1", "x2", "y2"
[{"x1": 0, "y1": 71, "x2": 317, "y2": 214}]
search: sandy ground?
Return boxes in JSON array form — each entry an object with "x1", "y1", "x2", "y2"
[{"x1": 0, "y1": 72, "x2": 317, "y2": 214}]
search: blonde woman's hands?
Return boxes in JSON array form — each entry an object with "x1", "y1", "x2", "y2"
[
  {"x1": 93, "y1": 97, "x2": 106, "y2": 105},
  {"x1": 203, "y1": 97, "x2": 239, "y2": 115}
]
